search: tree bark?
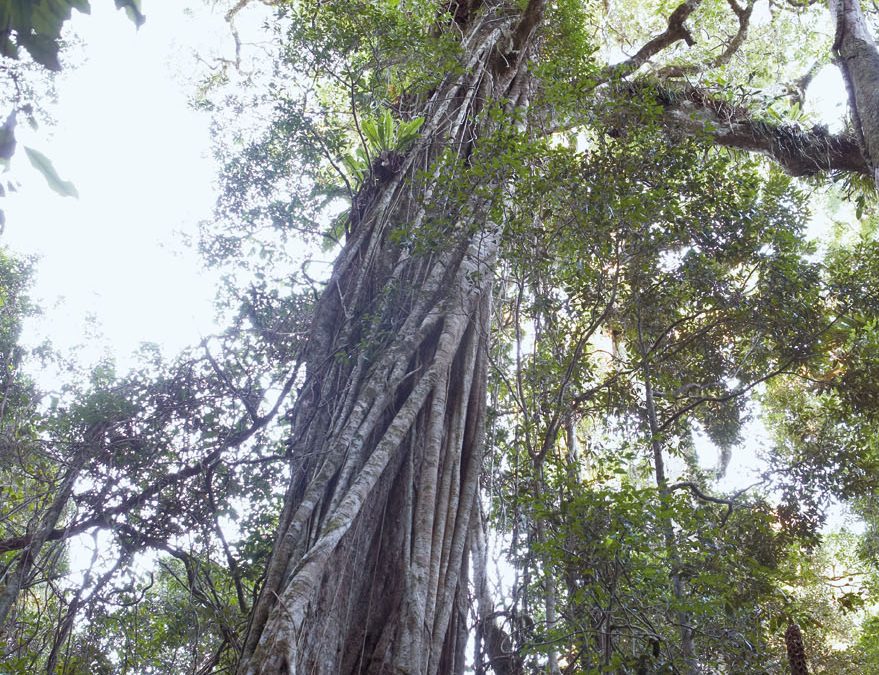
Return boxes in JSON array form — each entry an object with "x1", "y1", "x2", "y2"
[
  {"x1": 615, "y1": 81, "x2": 870, "y2": 178},
  {"x1": 785, "y1": 623, "x2": 809, "y2": 675},
  {"x1": 236, "y1": 3, "x2": 546, "y2": 672},
  {"x1": 831, "y1": 0, "x2": 879, "y2": 187}
]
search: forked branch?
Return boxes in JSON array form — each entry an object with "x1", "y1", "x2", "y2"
[
  {"x1": 603, "y1": 0, "x2": 703, "y2": 80},
  {"x1": 658, "y1": 0, "x2": 755, "y2": 78}
]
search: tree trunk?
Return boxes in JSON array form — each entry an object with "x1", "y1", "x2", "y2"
[
  {"x1": 0, "y1": 431, "x2": 93, "y2": 639},
  {"x1": 237, "y1": 3, "x2": 546, "y2": 673},
  {"x1": 831, "y1": 0, "x2": 879, "y2": 188},
  {"x1": 784, "y1": 623, "x2": 809, "y2": 675},
  {"x1": 638, "y1": 318, "x2": 695, "y2": 673}
]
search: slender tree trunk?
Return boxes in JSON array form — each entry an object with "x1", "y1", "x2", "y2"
[
  {"x1": 637, "y1": 318, "x2": 696, "y2": 673},
  {"x1": 0, "y1": 432, "x2": 94, "y2": 639},
  {"x1": 643, "y1": 367, "x2": 696, "y2": 672},
  {"x1": 472, "y1": 504, "x2": 524, "y2": 675},
  {"x1": 237, "y1": 3, "x2": 546, "y2": 672},
  {"x1": 534, "y1": 491, "x2": 561, "y2": 675}
]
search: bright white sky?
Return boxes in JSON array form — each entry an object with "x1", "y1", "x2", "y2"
[{"x1": 2, "y1": 2, "x2": 240, "y2": 380}]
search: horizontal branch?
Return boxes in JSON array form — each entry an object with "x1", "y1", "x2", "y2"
[
  {"x1": 668, "y1": 480, "x2": 730, "y2": 503},
  {"x1": 668, "y1": 481, "x2": 737, "y2": 525},
  {"x1": 0, "y1": 450, "x2": 223, "y2": 555},
  {"x1": 626, "y1": 82, "x2": 869, "y2": 178},
  {"x1": 669, "y1": 478, "x2": 766, "y2": 526}
]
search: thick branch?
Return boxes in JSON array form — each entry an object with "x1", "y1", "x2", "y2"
[
  {"x1": 0, "y1": 452, "x2": 221, "y2": 555},
  {"x1": 493, "y1": 0, "x2": 547, "y2": 79},
  {"x1": 0, "y1": 352, "x2": 299, "y2": 557},
  {"x1": 0, "y1": 396, "x2": 289, "y2": 555},
  {"x1": 511, "y1": 0, "x2": 547, "y2": 53},
  {"x1": 0, "y1": 437, "x2": 91, "y2": 630},
  {"x1": 589, "y1": 2, "x2": 874, "y2": 182},
  {"x1": 640, "y1": 83, "x2": 869, "y2": 177}
]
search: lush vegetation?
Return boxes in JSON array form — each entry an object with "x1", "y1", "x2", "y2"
[{"x1": 3, "y1": 0, "x2": 879, "y2": 673}]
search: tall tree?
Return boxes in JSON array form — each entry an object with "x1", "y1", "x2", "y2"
[
  {"x1": 223, "y1": 1, "x2": 879, "y2": 673},
  {"x1": 4, "y1": 1, "x2": 879, "y2": 673},
  {"x1": 236, "y1": 2, "x2": 547, "y2": 671}
]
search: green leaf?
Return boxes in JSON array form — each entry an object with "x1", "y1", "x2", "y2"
[
  {"x1": 341, "y1": 151, "x2": 367, "y2": 184},
  {"x1": 29, "y1": 2, "x2": 59, "y2": 36},
  {"x1": 18, "y1": 32, "x2": 61, "y2": 70},
  {"x1": 322, "y1": 213, "x2": 347, "y2": 252},
  {"x1": 24, "y1": 146, "x2": 78, "y2": 198},
  {"x1": 380, "y1": 108, "x2": 393, "y2": 150},
  {"x1": 396, "y1": 117, "x2": 424, "y2": 149},
  {"x1": 0, "y1": 34, "x2": 19, "y2": 60},
  {"x1": 0, "y1": 0, "x2": 96, "y2": 70},
  {"x1": 360, "y1": 118, "x2": 380, "y2": 151},
  {"x1": 0, "y1": 110, "x2": 16, "y2": 162},
  {"x1": 114, "y1": 0, "x2": 145, "y2": 27}
]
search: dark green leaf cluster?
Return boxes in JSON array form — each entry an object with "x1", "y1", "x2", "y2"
[{"x1": 0, "y1": 0, "x2": 143, "y2": 71}]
